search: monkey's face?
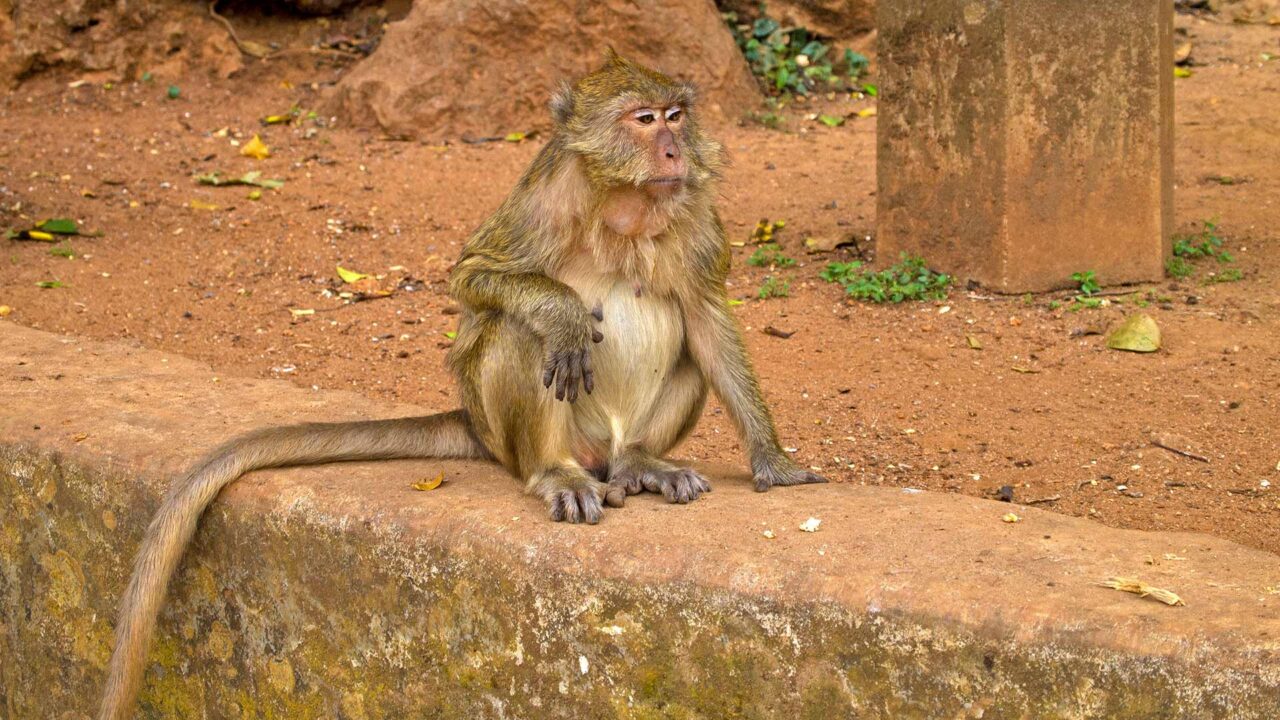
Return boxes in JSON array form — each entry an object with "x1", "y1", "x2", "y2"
[
  {"x1": 554, "y1": 53, "x2": 721, "y2": 196},
  {"x1": 625, "y1": 104, "x2": 688, "y2": 197}
]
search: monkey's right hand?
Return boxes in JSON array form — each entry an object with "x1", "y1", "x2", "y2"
[{"x1": 540, "y1": 301, "x2": 604, "y2": 402}]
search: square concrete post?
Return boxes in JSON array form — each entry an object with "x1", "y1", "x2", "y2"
[{"x1": 876, "y1": 1, "x2": 1174, "y2": 292}]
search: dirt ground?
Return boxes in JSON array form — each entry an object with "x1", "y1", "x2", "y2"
[{"x1": 2, "y1": 13, "x2": 1278, "y2": 553}]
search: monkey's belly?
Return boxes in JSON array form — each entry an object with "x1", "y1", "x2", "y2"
[{"x1": 564, "y1": 277, "x2": 687, "y2": 458}]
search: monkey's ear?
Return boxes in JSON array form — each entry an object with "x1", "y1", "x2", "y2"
[{"x1": 549, "y1": 81, "x2": 574, "y2": 127}]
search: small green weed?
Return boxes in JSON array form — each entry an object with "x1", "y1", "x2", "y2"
[
  {"x1": 1173, "y1": 220, "x2": 1232, "y2": 263},
  {"x1": 747, "y1": 243, "x2": 796, "y2": 268},
  {"x1": 1071, "y1": 270, "x2": 1101, "y2": 296},
  {"x1": 820, "y1": 254, "x2": 951, "y2": 303},
  {"x1": 758, "y1": 275, "x2": 791, "y2": 299},
  {"x1": 1165, "y1": 256, "x2": 1193, "y2": 279},
  {"x1": 49, "y1": 243, "x2": 76, "y2": 259}
]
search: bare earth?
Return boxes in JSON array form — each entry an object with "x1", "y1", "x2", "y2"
[{"x1": 1, "y1": 16, "x2": 1277, "y2": 552}]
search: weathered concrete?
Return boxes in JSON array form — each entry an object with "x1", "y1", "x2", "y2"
[
  {"x1": 2, "y1": 322, "x2": 1278, "y2": 719},
  {"x1": 877, "y1": 0, "x2": 1175, "y2": 292}
]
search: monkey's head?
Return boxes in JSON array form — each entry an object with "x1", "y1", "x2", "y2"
[{"x1": 551, "y1": 52, "x2": 723, "y2": 198}]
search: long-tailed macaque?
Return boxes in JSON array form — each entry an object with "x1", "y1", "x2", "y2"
[{"x1": 98, "y1": 53, "x2": 826, "y2": 720}]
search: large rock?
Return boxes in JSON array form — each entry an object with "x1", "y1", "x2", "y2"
[
  {"x1": 718, "y1": 0, "x2": 877, "y2": 39},
  {"x1": 3, "y1": 323, "x2": 1280, "y2": 717},
  {"x1": 0, "y1": 0, "x2": 243, "y2": 86},
  {"x1": 323, "y1": 0, "x2": 762, "y2": 139}
]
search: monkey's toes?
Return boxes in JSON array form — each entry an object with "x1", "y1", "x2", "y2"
[
  {"x1": 642, "y1": 468, "x2": 711, "y2": 504},
  {"x1": 753, "y1": 467, "x2": 829, "y2": 492},
  {"x1": 545, "y1": 477, "x2": 622, "y2": 523}
]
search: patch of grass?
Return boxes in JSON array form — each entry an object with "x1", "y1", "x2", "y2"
[
  {"x1": 49, "y1": 243, "x2": 76, "y2": 259},
  {"x1": 751, "y1": 111, "x2": 785, "y2": 129},
  {"x1": 724, "y1": 10, "x2": 868, "y2": 96},
  {"x1": 747, "y1": 243, "x2": 796, "y2": 268},
  {"x1": 758, "y1": 275, "x2": 791, "y2": 299},
  {"x1": 1204, "y1": 267, "x2": 1243, "y2": 284},
  {"x1": 1071, "y1": 270, "x2": 1101, "y2": 296},
  {"x1": 1067, "y1": 296, "x2": 1104, "y2": 312},
  {"x1": 820, "y1": 254, "x2": 951, "y2": 303},
  {"x1": 1173, "y1": 219, "x2": 1232, "y2": 263},
  {"x1": 1165, "y1": 256, "x2": 1194, "y2": 279}
]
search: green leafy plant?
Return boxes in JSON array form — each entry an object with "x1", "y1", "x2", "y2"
[
  {"x1": 1165, "y1": 256, "x2": 1193, "y2": 279},
  {"x1": 1173, "y1": 220, "x2": 1232, "y2": 263},
  {"x1": 49, "y1": 243, "x2": 76, "y2": 259},
  {"x1": 820, "y1": 254, "x2": 951, "y2": 303},
  {"x1": 1072, "y1": 270, "x2": 1101, "y2": 296},
  {"x1": 747, "y1": 243, "x2": 796, "y2": 268},
  {"x1": 724, "y1": 11, "x2": 869, "y2": 96},
  {"x1": 758, "y1": 275, "x2": 791, "y2": 299}
]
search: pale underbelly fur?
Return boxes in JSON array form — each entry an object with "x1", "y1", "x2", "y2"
[{"x1": 558, "y1": 269, "x2": 686, "y2": 464}]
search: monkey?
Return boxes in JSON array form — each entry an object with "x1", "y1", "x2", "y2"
[{"x1": 97, "y1": 52, "x2": 827, "y2": 720}]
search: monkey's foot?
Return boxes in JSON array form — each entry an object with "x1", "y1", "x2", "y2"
[
  {"x1": 752, "y1": 456, "x2": 829, "y2": 493},
  {"x1": 531, "y1": 467, "x2": 625, "y2": 524},
  {"x1": 608, "y1": 453, "x2": 711, "y2": 504}
]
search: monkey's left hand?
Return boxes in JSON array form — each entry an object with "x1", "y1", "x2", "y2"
[{"x1": 751, "y1": 454, "x2": 829, "y2": 493}]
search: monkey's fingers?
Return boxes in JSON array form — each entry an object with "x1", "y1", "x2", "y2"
[
  {"x1": 565, "y1": 352, "x2": 582, "y2": 403},
  {"x1": 554, "y1": 355, "x2": 571, "y2": 401},
  {"x1": 542, "y1": 359, "x2": 557, "y2": 389},
  {"x1": 591, "y1": 301, "x2": 604, "y2": 322},
  {"x1": 581, "y1": 351, "x2": 594, "y2": 395}
]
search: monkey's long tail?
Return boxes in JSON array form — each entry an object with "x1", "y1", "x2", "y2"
[{"x1": 98, "y1": 410, "x2": 489, "y2": 720}]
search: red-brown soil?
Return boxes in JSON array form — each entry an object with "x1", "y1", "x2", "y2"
[{"x1": 2, "y1": 15, "x2": 1277, "y2": 552}]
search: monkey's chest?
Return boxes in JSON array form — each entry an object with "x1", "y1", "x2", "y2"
[{"x1": 562, "y1": 273, "x2": 686, "y2": 425}]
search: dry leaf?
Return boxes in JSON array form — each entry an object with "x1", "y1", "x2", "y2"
[
  {"x1": 1100, "y1": 577, "x2": 1185, "y2": 606},
  {"x1": 856, "y1": 107, "x2": 877, "y2": 118},
  {"x1": 966, "y1": 334, "x2": 983, "y2": 350},
  {"x1": 289, "y1": 308, "x2": 315, "y2": 317},
  {"x1": 798, "y1": 517, "x2": 821, "y2": 532},
  {"x1": 241, "y1": 134, "x2": 271, "y2": 160},
  {"x1": 336, "y1": 266, "x2": 369, "y2": 284},
  {"x1": 412, "y1": 472, "x2": 445, "y2": 491},
  {"x1": 1002, "y1": 512, "x2": 1021, "y2": 523},
  {"x1": 189, "y1": 199, "x2": 219, "y2": 211},
  {"x1": 1107, "y1": 313, "x2": 1161, "y2": 353}
]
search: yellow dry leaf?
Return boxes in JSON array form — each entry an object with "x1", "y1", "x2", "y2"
[
  {"x1": 240, "y1": 40, "x2": 273, "y2": 58},
  {"x1": 289, "y1": 308, "x2": 315, "y2": 317},
  {"x1": 336, "y1": 265, "x2": 369, "y2": 284},
  {"x1": 28, "y1": 230, "x2": 55, "y2": 241},
  {"x1": 412, "y1": 472, "x2": 445, "y2": 492},
  {"x1": 856, "y1": 107, "x2": 877, "y2": 118},
  {"x1": 1002, "y1": 512, "x2": 1021, "y2": 523},
  {"x1": 1100, "y1": 577, "x2": 1185, "y2": 606},
  {"x1": 189, "y1": 199, "x2": 219, "y2": 211},
  {"x1": 0, "y1": 305, "x2": 11, "y2": 317},
  {"x1": 504, "y1": 132, "x2": 527, "y2": 142},
  {"x1": 241, "y1": 134, "x2": 271, "y2": 160}
]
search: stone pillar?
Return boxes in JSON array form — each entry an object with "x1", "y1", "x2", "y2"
[{"x1": 876, "y1": 0, "x2": 1174, "y2": 293}]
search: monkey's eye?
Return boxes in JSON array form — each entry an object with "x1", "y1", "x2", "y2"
[
  {"x1": 665, "y1": 107, "x2": 682, "y2": 123},
  {"x1": 634, "y1": 110, "x2": 657, "y2": 125}
]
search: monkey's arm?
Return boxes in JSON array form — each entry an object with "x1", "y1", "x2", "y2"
[
  {"x1": 450, "y1": 250, "x2": 601, "y2": 402},
  {"x1": 684, "y1": 288, "x2": 828, "y2": 491}
]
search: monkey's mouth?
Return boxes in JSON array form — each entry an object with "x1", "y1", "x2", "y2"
[{"x1": 645, "y1": 176, "x2": 685, "y2": 188}]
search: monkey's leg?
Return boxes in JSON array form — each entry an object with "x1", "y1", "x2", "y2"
[
  {"x1": 459, "y1": 315, "x2": 623, "y2": 522},
  {"x1": 606, "y1": 357, "x2": 712, "y2": 504}
]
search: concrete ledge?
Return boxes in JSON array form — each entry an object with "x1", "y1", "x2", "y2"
[{"x1": 2, "y1": 323, "x2": 1278, "y2": 719}]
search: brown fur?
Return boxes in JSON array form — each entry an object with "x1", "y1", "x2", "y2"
[{"x1": 97, "y1": 53, "x2": 825, "y2": 720}]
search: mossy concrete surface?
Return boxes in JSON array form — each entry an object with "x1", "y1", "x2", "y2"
[{"x1": 2, "y1": 323, "x2": 1278, "y2": 719}]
